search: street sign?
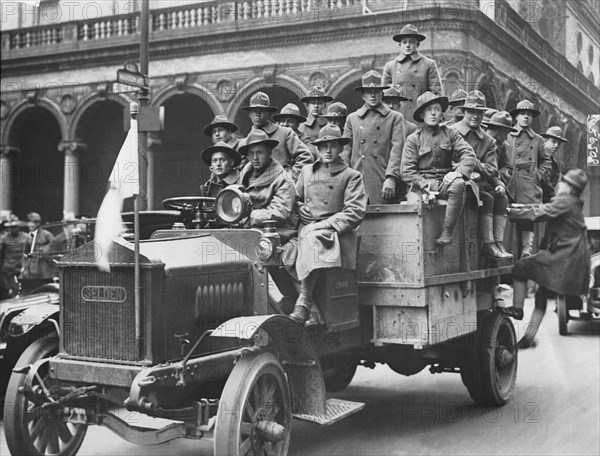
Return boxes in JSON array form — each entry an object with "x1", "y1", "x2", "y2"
[
  {"x1": 111, "y1": 82, "x2": 140, "y2": 94},
  {"x1": 117, "y1": 69, "x2": 149, "y2": 90}
]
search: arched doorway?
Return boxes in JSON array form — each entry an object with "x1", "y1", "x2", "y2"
[
  {"x1": 332, "y1": 78, "x2": 365, "y2": 119},
  {"x1": 155, "y1": 93, "x2": 215, "y2": 206},
  {"x1": 10, "y1": 107, "x2": 63, "y2": 222},
  {"x1": 74, "y1": 100, "x2": 127, "y2": 216},
  {"x1": 233, "y1": 84, "x2": 304, "y2": 136}
]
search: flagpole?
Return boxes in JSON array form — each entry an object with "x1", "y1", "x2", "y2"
[{"x1": 130, "y1": 102, "x2": 142, "y2": 354}]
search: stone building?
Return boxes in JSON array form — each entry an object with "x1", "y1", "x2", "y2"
[{"x1": 1, "y1": 0, "x2": 599, "y2": 221}]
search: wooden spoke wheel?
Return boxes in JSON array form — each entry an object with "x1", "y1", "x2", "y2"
[
  {"x1": 214, "y1": 352, "x2": 291, "y2": 456},
  {"x1": 557, "y1": 294, "x2": 569, "y2": 335},
  {"x1": 4, "y1": 334, "x2": 87, "y2": 456}
]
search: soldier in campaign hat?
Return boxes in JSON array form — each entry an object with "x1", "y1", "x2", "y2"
[
  {"x1": 504, "y1": 169, "x2": 589, "y2": 346},
  {"x1": 318, "y1": 101, "x2": 348, "y2": 132},
  {"x1": 402, "y1": 92, "x2": 477, "y2": 246},
  {"x1": 200, "y1": 141, "x2": 242, "y2": 197},
  {"x1": 540, "y1": 126, "x2": 568, "y2": 202},
  {"x1": 506, "y1": 99, "x2": 552, "y2": 258},
  {"x1": 452, "y1": 91, "x2": 512, "y2": 259},
  {"x1": 383, "y1": 85, "x2": 417, "y2": 137},
  {"x1": 273, "y1": 103, "x2": 317, "y2": 159},
  {"x1": 481, "y1": 108, "x2": 499, "y2": 130},
  {"x1": 203, "y1": 114, "x2": 245, "y2": 170},
  {"x1": 343, "y1": 70, "x2": 405, "y2": 204},
  {"x1": 242, "y1": 91, "x2": 313, "y2": 181},
  {"x1": 443, "y1": 89, "x2": 468, "y2": 127},
  {"x1": 299, "y1": 85, "x2": 333, "y2": 142},
  {"x1": 382, "y1": 24, "x2": 443, "y2": 121}
]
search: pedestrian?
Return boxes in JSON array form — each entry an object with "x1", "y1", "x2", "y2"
[
  {"x1": 442, "y1": 89, "x2": 468, "y2": 127},
  {"x1": 503, "y1": 169, "x2": 589, "y2": 349},
  {"x1": 506, "y1": 99, "x2": 552, "y2": 257},
  {"x1": 343, "y1": 70, "x2": 405, "y2": 204},
  {"x1": 299, "y1": 85, "x2": 332, "y2": 142},
  {"x1": 382, "y1": 24, "x2": 443, "y2": 121},
  {"x1": 401, "y1": 92, "x2": 477, "y2": 245},
  {"x1": 451, "y1": 91, "x2": 512, "y2": 259},
  {"x1": 200, "y1": 141, "x2": 242, "y2": 197},
  {"x1": 319, "y1": 101, "x2": 348, "y2": 132},
  {"x1": 21, "y1": 212, "x2": 55, "y2": 283},
  {"x1": 540, "y1": 126, "x2": 567, "y2": 203},
  {"x1": 484, "y1": 111, "x2": 518, "y2": 256},
  {"x1": 1, "y1": 219, "x2": 29, "y2": 299},
  {"x1": 382, "y1": 85, "x2": 418, "y2": 136},
  {"x1": 289, "y1": 124, "x2": 367, "y2": 325},
  {"x1": 242, "y1": 91, "x2": 313, "y2": 181}
]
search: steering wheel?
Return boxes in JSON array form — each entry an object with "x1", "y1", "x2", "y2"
[{"x1": 162, "y1": 196, "x2": 217, "y2": 228}]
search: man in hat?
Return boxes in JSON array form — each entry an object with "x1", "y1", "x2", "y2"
[
  {"x1": 383, "y1": 85, "x2": 417, "y2": 137},
  {"x1": 272, "y1": 103, "x2": 316, "y2": 156},
  {"x1": 242, "y1": 91, "x2": 313, "y2": 181},
  {"x1": 540, "y1": 126, "x2": 567, "y2": 203},
  {"x1": 506, "y1": 99, "x2": 551, "y2": 258},
  {"x1": 238, "y1": 130, "x2": 298, "y2": 232},
  {"x1": 452, "y1": 91, "x2": 512, "y2": 260},
  {"x1": 1, "y1": 218, "x2": 29, "y2": 299},
  {"x1": 402, "y1": 92, "x2": 477, "y2": 246},
  {"x1": 484, "y1": 111, "x2": 518, "y2": 256},
  {"x1": 289, "y1": 124, "x2": 367, "y2": 325},
  {"x1": 343, "y1": 70, "x2": 405, "y2": 204},
  {"x1": 21, "y1": 212, "x2": 55, "y2": 283},
  {"x1": 319, "y1": 101, "x2": 348, "y2": 132},
  {"x1": 200, "y1": 141, "x2": 242, "y2": 197},
  {"x1": 203, "y1": 114, "x2": 246, "y2": 171},
  {"x1": 299, "y1": 85, "x2": 332, "y2": 142},
  {"x1": 503, "y1": 169, "x2": 589, "y2": 348},
  {"x1": 442, "y1": 89, "x2": 468, "y2": 127},
  {"x1": 382, "y1": 24, "x2": 443, "y2": 121},
  {"x1": 481, "y1": 108, "x2": 499, "y2": 131}
]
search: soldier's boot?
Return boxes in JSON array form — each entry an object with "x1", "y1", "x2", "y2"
[
  {"x1": 481, "y1": 213, "x2": 504, "y2": 259},
  {"x1": 436, "y1": 185, "x2": 465, "y2": 246},
  {"x1": 493, "y1": 214, "x2": 514, "y2": 259},
  {"x1": 520, "y1": 230, "x2": 535, "y2": 258},
  {"x1": 502, "y1": 279, "x2": 527, "y2": 321},
  {"x1": 289, "y1": 272, "x2": 318, "y2": 325}
]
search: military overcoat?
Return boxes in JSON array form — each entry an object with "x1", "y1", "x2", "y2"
[
  {"x1": 510, "y1": 194, "x2": 589, "y2": 295},
  {"x1": 295, "y1": 158, "x2": 367, "y2": 280},
  {"x1": 342, "y1": 103, "x2": 405, "y2": 204}
]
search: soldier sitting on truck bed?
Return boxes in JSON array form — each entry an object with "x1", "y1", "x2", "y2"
[
  {"x1": 289, "y1": 125, "x2": 368, "y2": 325},
  {"x1": 401, "y1": 92, "x2": 477, "y2": 246},
  {"x1": 200, "y1": 141, "x2": 242, "y2": 197}
]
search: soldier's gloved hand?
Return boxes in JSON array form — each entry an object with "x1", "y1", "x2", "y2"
[
  {"x1": 298, "y1": 205, "x2": 315, "y2": 225},
  {"x1": 439, "y1": 171, "x2": 460, "y2": 194},
  {"x1": 382, "y1": 177, "x2": 396, "y2": 201},
  {"x1": 494, "y1": 184, "x2": 506, "y2": 195}
]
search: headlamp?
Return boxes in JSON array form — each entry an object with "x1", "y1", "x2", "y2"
[
  {"x1": 257, "y1": 238, "x2": 274, "y2": 262},
  {"x1": 215, "y1": 185, "x2": 252, "y2": 225}
]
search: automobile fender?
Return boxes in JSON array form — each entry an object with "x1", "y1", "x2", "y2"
[
  {"x1": 211, "y1": 315, "x2": 326, "y2": 417},
  {"x1": 8, "y1": 303, "x2": 60, "y2": 338}
]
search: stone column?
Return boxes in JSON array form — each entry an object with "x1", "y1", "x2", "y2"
[
  {"x1": 58, "y1": 141, "x2": 86, "y2": 220},
  {"x1": 147, "y1": 133, "x2": 162, "y2": 210},
  {"x1": 0, "y1": 145, "x2": 19, "y2": 219}
]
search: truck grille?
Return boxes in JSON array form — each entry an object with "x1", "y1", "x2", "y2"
[{"x1": 62, "y1": 267, "x2": 141, "y2": 361}]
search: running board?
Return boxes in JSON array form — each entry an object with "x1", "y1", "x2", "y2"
[{"x1": 293, "y1": 398, "x2": 364, "y2": 425}]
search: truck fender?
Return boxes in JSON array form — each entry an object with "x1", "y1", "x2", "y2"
[
  {"x1": 212, "y1": 315, "x2": 326, "y2": 417},
  {"x1": 8, "y1": 303, "x2": 59, "y2": 338}
]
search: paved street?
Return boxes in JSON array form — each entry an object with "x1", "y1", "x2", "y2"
[{"x1": 1, "y1": 298, "x2": 599, "y2": 455}]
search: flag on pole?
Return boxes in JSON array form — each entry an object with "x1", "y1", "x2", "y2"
[{"x1": 94, "y1": 115, "x2": 139, "y2": 272}]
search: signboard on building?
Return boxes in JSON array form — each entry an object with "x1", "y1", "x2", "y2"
[{"x1": 588, "y1": 114, "x2": 600, "y2": 166}]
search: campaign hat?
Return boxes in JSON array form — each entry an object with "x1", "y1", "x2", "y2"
[
  {"x1": 272, "y1": 103, "x2": 307, "y2": 123},
  {"x1": 481, "y1": 108, "x2": 499, "y2": 126},
  {"x1": 238, "y1": 130, "x2": 279, "y2": 155},
  {"x1": 311, "y1": 124, "x2": 351, "y2": 146},
  {"x1": 413, "y1": 91, "x2": 449, "y2": 122},
  {"x1": 510, "y1": 99, "x2": 541, "y2": 118},
  {"x1": 241, "y1": 92, "x2": 278, "y2": 112},
  {"x1": 300, "y1": 86, "x2": 333, "y2": 103},
  {"x1": 203, "y1": 114, "x2": 238, "y2": 137},
  {"x1": 561, "y1": 168, "x2": 588, "y2": 192},
  {"x1": 484, "y1": 111, "x2": 517, "y2": 132},
  {"x1": 319, "y1": 102, "x2": 348, "y2": 119},
  {"x1": 541, "y1": 126, "x2": 567, "y2": 143},
  {"x1": 201, "y1": 141, "x2": 242, "y2": 167},
  {"x1": 448, "y1": 89, "x2": 468, "y2": 107},
  {"x1": 461, "y1": 90, "x2": 487, "y2": 111},
  {"x1": 392, "y1": 24, "x2": 426, "y2": 42},
  {"x1": 382, "y1": 85, "x2": 409, "y2": 101},
  {"x1": 354, "y1": 70, "x2": 390, "y2": 91}
]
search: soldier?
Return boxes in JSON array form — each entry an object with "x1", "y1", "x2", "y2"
[
  {"x1": 402, "y1": 92, "x2": 477, "y2": 245},
  {"x1": 503, "y1": 169, "x2": 589, "y2": 348},
  {"x1": 289, "y1": 125, "x2": 368, "y2": 325},
  {"x1": 382, "y1": 24, "x2": 443, "y2": 121},
  {"x1": 203, "y1": 114, "x2": 246, "y2": 171},
  {"x1": 298, "y1": 85, "x2": 332, "y2": 142},
  {"x1": 443, "y1": 89, "x2": 468, "y2": 127},
  {"x1": 319, "y1": 101, "x2": 348, "y2": 132},
  {"x1": 238, "y1": 130, "x2": 298, "y2": 232},
  {"x1": 343, "y1": 70, "x2": 405, "y2": 204},
  {"x1": 242, "y1": 91, "x2": 313, "y2": 181},
  {"x1": 272, "y1": 103, "x2": 316, "y2": 157},
  {"x1": 481, "y1": 108, "x2": 499, "y2": 130},
  {"x1": 540, "y1": 126, "x2": 567, "y2": 203},
  {"x1": 200, "y1": 141, "x2": 242, "y2": 197},
  {"x1": 506, "y1": 99, "x2": 552, "y2": 257},
  {"x1": 22, "y1": 212, "x2": 55, "y2": 283},
  {"x1": 382, "y1": 85, "x2": 417, "y2": 136},
  {"x1": 452, "y1": 91, "x2": 512, "y2": 259},
  {"x1": 484, "y1": 111, "x2": 518, "y2": 255},
  {"x1": 1, "y1": 219, "x2": 29, "y2": 299}
]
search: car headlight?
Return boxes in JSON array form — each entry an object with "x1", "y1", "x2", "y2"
[
  {"x1": 215, "y1": 185, "x2": 252, "y2": 224},
  {"x1": 257, "y1": 238, "x2": 273, "y2": 262}
]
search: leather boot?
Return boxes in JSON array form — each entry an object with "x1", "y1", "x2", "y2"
[
  {"x1": 520, "y1": 230, "x2": 535, "y2": 258},
  {"x1": 480, "y1": 213, "x2": 504, "y2": 259},
  {"x1": 289, "y1": 272, "x2": 318, "y2": 325},
  {"x1": 436, "y1": 183, "x2": 465, "y2": 246},
  {"x1": 493, "y1": 214, "x2": 514, "y2": 259}
]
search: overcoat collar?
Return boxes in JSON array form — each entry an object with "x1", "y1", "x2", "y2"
[
  {"x1": 241, "y1": 158, "x2": 284, "y2": 189},
  {"x1": 419, "y1": 123, "x2": 443, "y2": 136},
  {"x1": 510, "y1": 125, "x2": 536, "y2": 138},
  {"x1": 356, "y1": 103, "x2": 390, "y2": 118},
  {"x1": 311, "y1": 157, "x2": 348, "y2": 175},
  {"x1": 454, "y1": 120, "x2": 485, "y2": 139},
  {"x1": 256, "y1": 121, "x2": 279, "y2": 135},
  {"x1": 397, "y1": 51, "x2": 423, "y2": 63},
  {"x1": 210, "y1": 170, "x2": 240, "y2": 186}
]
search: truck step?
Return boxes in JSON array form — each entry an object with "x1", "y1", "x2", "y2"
[{"x1": 293, "y1": 398, "x2": 365, "y2": 425}]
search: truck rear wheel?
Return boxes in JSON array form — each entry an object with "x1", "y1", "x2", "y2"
[
  {"x1": 215, "y1": 352, "x2": 291, "y2": 456},
  {"x1": 4, "y1": 334, "x2": 87, "y2": 456}
]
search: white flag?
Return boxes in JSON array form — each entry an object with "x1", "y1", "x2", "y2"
[{"x1": 94, "y1": 118, "x2": 139, "y2": 272}]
